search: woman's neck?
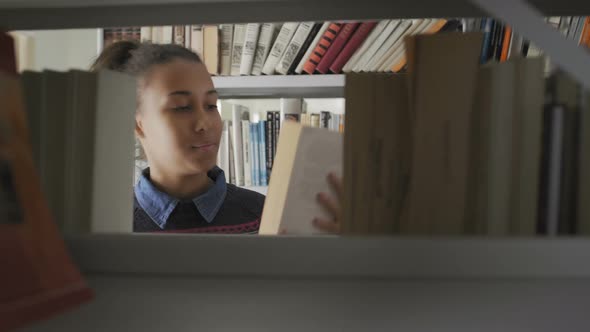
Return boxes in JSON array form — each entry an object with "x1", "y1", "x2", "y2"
[{"x1": 148, "y1": 167, "x2": 212, "y2": 200}]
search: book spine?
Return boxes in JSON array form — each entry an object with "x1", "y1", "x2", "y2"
[
  {"x1": 258, "y1": 121, "x2": 267, "y2": 186},
  {"x1": 140, "y1": 27, "x2": 152, "y2": 42},
  {"x1": 320, "y1": 111, "x2": 331, "y2": 129},
  {"x1": 230, "y1": 24, "x2": 247, "y2": 76},
  {"x1": 287, "y1": 23, "x2": 322, "y2": 75},
  {"x1": 500, "y1": 25, "x2": 512, "y2": 61},
  {"x1": 507, "y1": 32, "x2": 523, "y2": 59},
  {"x1": 232, "y1": 106, "x2": 245, "y2": 186},
  {"x1": 220, "y1": 24, "x2": 234, "y2": 75},
  {"x1": 581, "y1": 17, "x2": 590, "y2": 47},
  {"x1": 264, "y1": 115, "x2": 273, "y2": 183},
  {"x1": 280, "y1": 98, "x2": 302, "y2": 122},
  {"x1": 329, "y1": 21, "x2": 377, "y2": 74},
  {"x1": 302, "y1": 23, "x2": 343, "y2": 74},
  {"x1": 310, "y1": 114, "x2": 320, "y2": 127},
  {"x1": 315, "y1": 22, "x2": 359, "y2": 74},
  {"x1": 150, "y1": 27, "x2": 162, "y2": 44},
  {"x1": 262, "y1": 22, "x2": 300, "y2": 75},
  {"x1": 173, "y1": 25, "x2": 185, "y2": 45},
  {"x1": 295, "y1": 22, "x2": 331, "y2": 74},
  {"x1": 242, "y1": 120, "x2": 252, "y2": 186},
  {"x1": 573, "y1": 16, "x2": 587, "y2": 44},
  {"x1": 275, "y1": 22, "x2": 315, "y2": 75},
  {"x1": 184, "y1": 25, "x2": 191, "y2": 48},
  {"x1": 162, "y1": 26, "x2": 173, "y2": 44},
  {"x1": 240, "y1": 23, "x2": 261, "y2": 75},
  {"x1": 228, "y1": 122, "x2": 236, "y2": 184},
  {"x1": 487, "y1": 20, "x2": 500, "y2": 61},
  {"x1": 190, "y1": 25, "x2": 204, "y2": 57},
  {"x1": 251, "y1": 23, "x2": 277, "y2": 76},
  {"x1": 273, "y1": 111, "x2": 280, "y2": 159},
  {"x1": 250, "y1": 123, "x2": 259, "y2": 186},
  {"x1": 568, "y1": 16, "x2": 581, "y2": 39},
  {"x1": 203, "y1": 25, "x2": 220, "y2": 75},
  {"x1": 479, "y1": 18, "x2": 494, "y2": 64}
]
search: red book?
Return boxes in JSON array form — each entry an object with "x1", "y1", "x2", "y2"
[
  {"x1": 315, "y1": 22, "x2": 360, "y2": 74},
  {"x1": 302, "y1": 23, "x2": 343, "y2": 75},
  {"x1": 329, "y1": 22, "x2": 377, "y2": 74}
]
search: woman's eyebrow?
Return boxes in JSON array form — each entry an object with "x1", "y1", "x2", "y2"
[
  {"x1": 168, "y1": 90, "x2": 191, "y2": 96},
  {"x1": 207, "y1": 89, "x2": 218, "y2": 96}
]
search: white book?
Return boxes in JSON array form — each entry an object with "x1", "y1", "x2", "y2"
[
  {"x1": 218, "y1": 121, "x2": 231, "y2": 177},
  {"x1": 190, "y1": 25, "x2": 204, "y2": 57},
  {"x1": 378, "y1": 19, "x2": 431, "y2": 72},
  {"x1": 184, "y1": 25, "x2": 191, "y2": 48},
  {"x1": 230, "y1": 24, "x2": 247, "y2": 76},
  {"x1": 220, "y1": 24, "x2": 234, "y2": 76},
  {"x1": 251, "y1": 23, "x2": 278, "y2": 76},
  {"x1": 242, "y1": 120, "x2": 252, "y2": 186},
  {"x1": 231, "y1": 105, "x2": 247, "y2": 186},
  {"x1": 352, "y1": 20, "x2": 400, "y2": 72},
  {"x1": 239, "y1": 23, "x2": 261, "y2": 75},
  {"x1": 140, "y1": 27, "x2": 152, "y2": 42},
  {"x1": 275, "y1": 22, "x2": 315, "y2": 75},
  {"x1": 162, "y1": 26, "x2": 173, "y2": 44},
  {"x1": 261, "y1": 22, "x2": 300, "y2": 75},
  {"x1": 228, "y1": 122, "x2": 236, "y2": 184},
  {"x1": 280, "y1": 98, "x2": 303, "y2": 121},
  {"x1": 294, "y1": 22, "x2": 330, "y2": 74},
  {"x1": 364, "y1": 19, "x2": 413, "y2": 72},
  {"x1": 151, "y1": 27, "x2": 163, "y2": 44},
  {"x1": 342, "y1": 20, "x2": 389, "y2": 73},
  {"x1": 259, "y1": 122, "x2": 343, "y2": 235}
]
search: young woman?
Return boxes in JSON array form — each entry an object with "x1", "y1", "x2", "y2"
[{"x1": 91, "y1": 41, "x2": 342, "y2": 234}]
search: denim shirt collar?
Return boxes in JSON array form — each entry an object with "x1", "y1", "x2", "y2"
[{"x1": 134, "y1": 167, "x2": 227, "y2": 229}]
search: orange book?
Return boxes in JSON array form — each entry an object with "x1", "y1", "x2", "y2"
[
  {"x1": 581, "y1": 17, "x2": 590, "y2": 47},
  {"x1": 0, "y1": 33, "x2": 93, "y2": 331},
  {"x1": 500, "y1": 26, "x2": 512, "y2": 62},
  {"x1": 391, "y1": 19, "x2": 448, "y2": 73},
  {"x1": 302, "y1": 23, "x2": 342, "y2": 74}
]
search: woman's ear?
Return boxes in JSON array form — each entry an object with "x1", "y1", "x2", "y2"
[{"x1": 135, "y1": 113, "x2": 145, "y2": 139}]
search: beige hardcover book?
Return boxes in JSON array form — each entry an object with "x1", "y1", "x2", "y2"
[
  {"x1": 190, "y1": 25, "x2": 204, "y2": 57},
  {"x1": 376, "y1": 19, "x2": 432, "y2": 72},
  {"x1": 579, "y1": 91, "x2": 590, "y2": 234},
  {"x1": 352, "y1": 20, "x2": 400, "y2": 72},
  {"x1": 259, "y1": 122, "x2": 343, "y2": 235},
  {"x1": 509, "y1": 58, "x2": 545, "y2": 235},
  {"x1": 343, "y1": 74, "x2": 373, "y2": 234},
  {"x1": 467, "y1": 62, "x2": 516, "y2": 235},
  {"x1": 140, "y1": 27, "x2": 152, "y2": 42},
  {"x1": 203, "y1": 25, "x2": 220, "y2": 75},
  {"x1": 90, "y1": 70, "x2": 136, "y2": 233},
  {"x1": 400, "y1": 32, "x2": 483, "y2": 235},
  {"x1": 40, "y1": 71, "x2": 69, "y2": 231}
]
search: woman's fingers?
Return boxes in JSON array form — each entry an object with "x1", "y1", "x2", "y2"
[
  {"x1": 313, "y1": 217, "x2": 341, "y2": 233},
  {"x1": 316, "y1": 192, "x2": 341, "y2": 221},
  {"x1": 327, "y1": 172, "x2": 343, "y2": 201}
]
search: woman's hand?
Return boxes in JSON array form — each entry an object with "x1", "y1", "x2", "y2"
[{"x1": 313, "y1": 172, "x2": 343, "y2": 234}]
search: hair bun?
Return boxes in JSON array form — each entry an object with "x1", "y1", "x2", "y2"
[{"x1": 91, "y1": 40, "x2": 140, "y2": 72}]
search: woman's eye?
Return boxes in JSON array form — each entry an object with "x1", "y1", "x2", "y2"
[
  {"x1": 172, "y1": 105, "x2": 192, "y2": 112},
  {"x1": 207, "y1": 104, "x2": 218, "y2": 111}
]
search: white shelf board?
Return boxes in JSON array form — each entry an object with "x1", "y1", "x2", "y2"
[
  {"x1": 65, "y1": 234, "x2": 590, "y2": 279},
  {"x1": 213, "y1": 75, "x2": 345, "y2": 99},
  {"x1": 2, "y1": 0, "x2": 587, "y2": 30}
]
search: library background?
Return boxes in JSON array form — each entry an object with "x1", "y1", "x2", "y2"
[{"x1": 2, "y1": 0, "x2": 590, "y2": 331}]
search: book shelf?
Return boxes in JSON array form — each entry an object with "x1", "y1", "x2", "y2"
[
  {"x1": 8, "y1": 0, "x2": 590, "y2": 331},
  {"x1": 213, "y1": 74, "x2": 345, "y2": 98}
]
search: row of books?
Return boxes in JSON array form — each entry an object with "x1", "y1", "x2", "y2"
[
  {"x1": 466, "y1": 16, "x2": 590, "y2": 64},
  {"x1": 104, "y1": 16, "x2": 590, "y2": 77},
  {"x1": 342, "y1": 32, "x2": 590, "y2": 236},
  {"x1": 20, "y1": 69, "x2": 136, "y2": 234},
  {"x1": 219, "y1": 99, "x2": 343, "y2": 187}
]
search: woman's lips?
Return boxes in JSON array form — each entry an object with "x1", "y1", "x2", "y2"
[{"x1": 191, "y1": 143, "x2": 216, "y2": 152}]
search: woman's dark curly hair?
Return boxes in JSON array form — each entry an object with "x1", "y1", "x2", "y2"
[{"x1": 91, "y1": 40, "x2": 202, "y2": 76}]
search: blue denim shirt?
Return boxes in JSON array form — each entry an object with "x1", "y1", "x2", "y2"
[{"x1": 134, "y1": 167, "x2": 227, "y2": 229}]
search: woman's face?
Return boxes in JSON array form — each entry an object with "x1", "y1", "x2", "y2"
[{"x1": 136, "y1": 59, "x2": 222, "y2": 176}]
